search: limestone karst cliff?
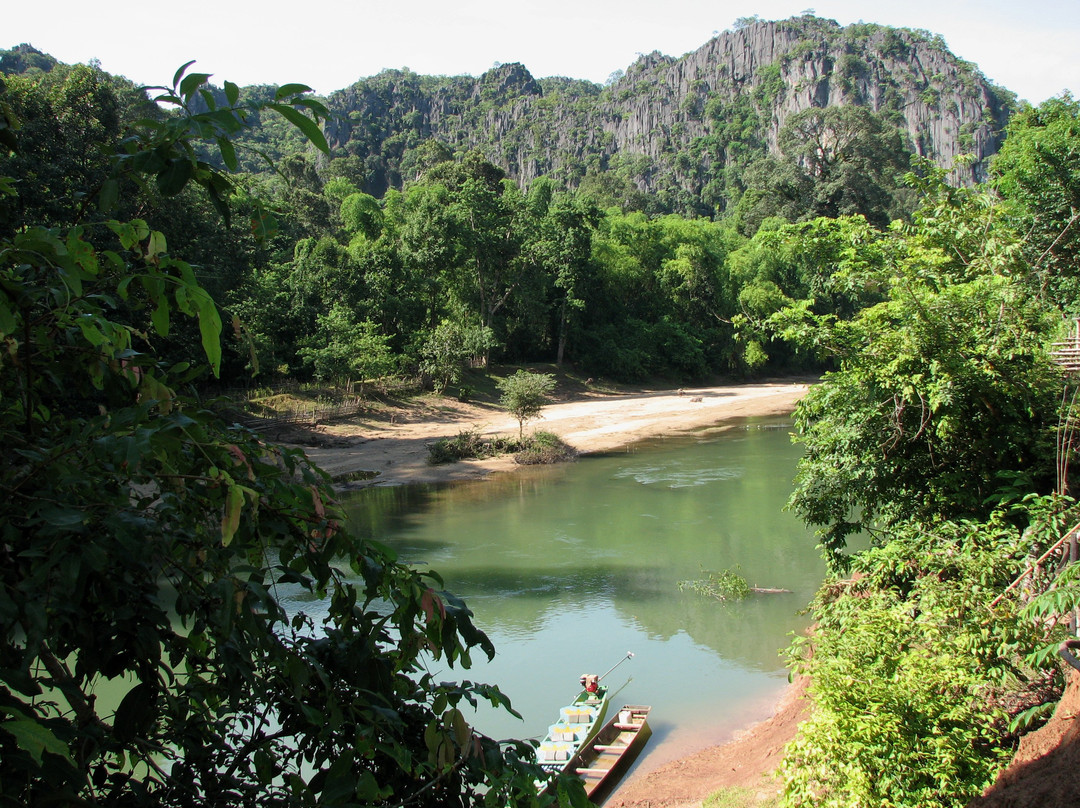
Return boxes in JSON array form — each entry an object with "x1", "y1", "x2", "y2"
[{"x1": 324, "y1": 15, "x2": 1013, "y2": 215}]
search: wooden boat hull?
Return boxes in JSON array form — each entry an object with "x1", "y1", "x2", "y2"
[{"x1": 566, "y1": 705, "x2": 652, "y2": 804}]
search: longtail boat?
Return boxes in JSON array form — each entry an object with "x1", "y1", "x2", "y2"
[
  {"x1": 566, "y1": 705, "x2": 652, "y2": 803},
  {"x1": 535, "y1": 653, "x2": 635, "y2": 775},
  {"x1": 535, "y1": 674, "x2": 609, "y2": 773}
]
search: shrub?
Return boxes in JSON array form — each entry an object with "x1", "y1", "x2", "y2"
[
  {"x1": 677, "y1": 568, "x2": 751, "y2": 601},
  {"x1": 427, "y1": 430, "x2": 576, "y2": 466},
  {"x1": 513, "y1": 431, "x2": 577, "y2": 465},
  {"x1": 780, "y1": 514, "x2": 1052, "y2": 807},
  {"x1": 427, "y1": 429, "x2": 489, "y2": 464},
  {"x1": 496, "y1": 371, "x2": 556, "y2": 438}
]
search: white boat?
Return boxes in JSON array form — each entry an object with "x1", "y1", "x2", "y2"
[{"x1": 535, "y1": 674, "x2": 610, "y2": 773}]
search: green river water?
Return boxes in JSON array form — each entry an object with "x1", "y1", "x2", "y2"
[{"x1": 328, "y1": 414, "x2": 826, "y2": 772}]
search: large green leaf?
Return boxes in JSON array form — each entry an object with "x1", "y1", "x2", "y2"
[
  {"x1": 217, "y1": 137, "x2": 237, "y2": 171},
  {"x1": 171, "y1": 60, "x2": 197, "y2": 90},
  {"x1": 0, "y1": 717, "x2": 73, "y2": 765},
  {"x1": 274, "y1": 83, "x2": 313, "y2": 99},
  {"x1": 156, "y1": 159, "x2": 194, "y2": 196},
  {"x1": 178, "y1": 72, "x2": 212, "y2": 101},
  {"x1": 223, "y1": 80, "x2": 240, "y2": 107},
  {"x1": 267, "y1": 103, "x2": 328, "y2": 154},
  {"x1": 221, "y1": 482, "x2": 243, "y2": 546},
  {"x1": 113, "y1": 683, "x2": 154, "y2": 743}
]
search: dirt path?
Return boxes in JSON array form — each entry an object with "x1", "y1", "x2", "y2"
[{"x1": 278, "y1": 380, "x2": 813, "y2": 806}]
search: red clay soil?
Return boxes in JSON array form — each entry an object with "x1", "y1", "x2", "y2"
[
  {"x1": 605, "y1": 678, "x2": 810, "y2": 808},
  {"x1": 969, "y1": 669, "x2": 1080, "y2": 808}
]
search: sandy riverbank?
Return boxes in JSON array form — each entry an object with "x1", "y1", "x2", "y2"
[
  {"x1": 286, "y1": 380, "x2": 814, "y2": 806},
  {"x1": 297, "y1": 380, "x2": 811, "y2": 489}
]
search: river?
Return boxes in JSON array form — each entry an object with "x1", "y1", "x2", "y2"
[{"x1": 322, "y1": 414, "x2": 825, "y2": 774}]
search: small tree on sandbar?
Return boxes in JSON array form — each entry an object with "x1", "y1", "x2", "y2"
[{"x1": 497, "y1": 370, "x2": 556, "y2": 438}]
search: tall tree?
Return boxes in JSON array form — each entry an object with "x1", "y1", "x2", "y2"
[
  {"x1": 527, "y1": 189, "x2": 602, "y2": 365},
  {"x1": 775, "y1": 105, "x2": 911, "y2": 227},
  {"x1": 443, "y1": 152, "x2": 525, "y2": 351},
  {"x1": 398, "y1": 181, "x2": 465, "y2": 330},
  {"x1": 299, "y1": 303, "x2": 395, "y2": 392},
  {"x1": 991, "y1": 94, "x2": 1080, "y2": 311},
  {"x1": 0, "y1": 63, "x2": 140, "y2": 235}
]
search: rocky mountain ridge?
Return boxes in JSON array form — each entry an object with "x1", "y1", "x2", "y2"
[{"x1": 323, "y1": 15, "x2": 1013, "y2": 215}]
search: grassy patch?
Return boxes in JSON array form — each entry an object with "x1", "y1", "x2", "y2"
[
  {"x1": 234, "y1": 385, "x2": 358, "y2": 418},
  {"x1": 704, "y1": 786, "x2": 781, "y2": 803},
  {"x1": 427, "y1": 430, "x2": 516, "y2": 464},
  {"x1": 704, "y1": 773, "x2": 783, "y2": 808}
]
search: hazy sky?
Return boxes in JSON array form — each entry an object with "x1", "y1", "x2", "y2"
[{"x1": 7, "y1": 1, "x2": 1078, "y2": 104}]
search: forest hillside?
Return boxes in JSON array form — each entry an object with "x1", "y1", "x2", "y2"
[{"x1": 321, "y1": 15, "x2": 1011, "y2": 214}]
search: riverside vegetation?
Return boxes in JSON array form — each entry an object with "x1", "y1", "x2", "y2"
[
  {"x1": 2, "y1": 14, "x2": 1080, "y2": 808},
  {"x1": 427, "y1": 429, "x2": 575, "y2": 467}
]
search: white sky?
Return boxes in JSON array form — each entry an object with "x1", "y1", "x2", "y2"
[{"x1": 6, "y1": 1, "x2": 1078, "y2": 104}]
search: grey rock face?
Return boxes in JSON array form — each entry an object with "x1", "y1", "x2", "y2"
[{"x1": 325, "y1": 17, "x2": 1011, "y2": 207}]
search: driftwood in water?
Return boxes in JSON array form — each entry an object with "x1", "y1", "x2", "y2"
[{"x1": 750, "y1": 587, "x2": 793, "y2": 594}]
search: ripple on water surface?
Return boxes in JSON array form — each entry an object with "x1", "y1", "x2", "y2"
[{"x1": 613, "y1": 460, "x2": 744, "y2": 488}]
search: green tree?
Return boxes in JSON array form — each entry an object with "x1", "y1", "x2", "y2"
[
  {"x1": 774, "y1": 105, "x2": 911, "y2": 227},
  {"x1": 398, "y1": 181, "x2": 465, "y2": 330},
  {"x1": 497, "y1": 370, "x2": 557, "y2": 438},
  {"x1": 654, "y1": 215, "x2": 734, "y2": 332},
  {"x1": 527, "y1": 189, "x2": 602, "y2": 365},
  {"x1": 783, "y1": 179, "x2": 1061, "y2": 567},
  {"x1": 419, "y1": 317, "x2": 497, "y2": 394},
  {"x1": 322, "y1": 175, "x2": 360, "y2": 206},
  {"x1": 773, "y1": 160, "x2": 1074, "y2": 808},
  {"x1": 299, "y1": 304, "x2": 395, "y2": 392},
  {"x1": 276, "y1": 152, "x2": 333, "y2": 238},
  {"x1": 431, "y1": 151, "x2": 525, "y2": 352},
  {"x1": 991, "y1": 94, "x2": 1080, "y2": 311},
  {"x1": 727, "y1": 214, "x2": 892, "y2": 369},
  {"x1": 580, "y1": 210, "x2": 740, "y2": 379},
  {"x1": 734, "y1": 154, "x2": 812, "y2": 233},
  {"x1": 399, "y1": 137, "x2": 453, "y2": 184},
  {"x1": 340, "y1": 190, "x2": 384, "y2": 241},
  {"x1": 783, "y1": 511, "x2": 1050, "y2": 808},
  {"x1": 0, "y1": 63, "x2": 149, "y2": 235},
  {"x1": 790, "y1": 273, "x2": 1059, "y2": 566}
]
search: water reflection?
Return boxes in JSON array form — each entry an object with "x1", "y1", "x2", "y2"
[{"x1": 337, "y1": 417, "x2": 824, "y2": 764}]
